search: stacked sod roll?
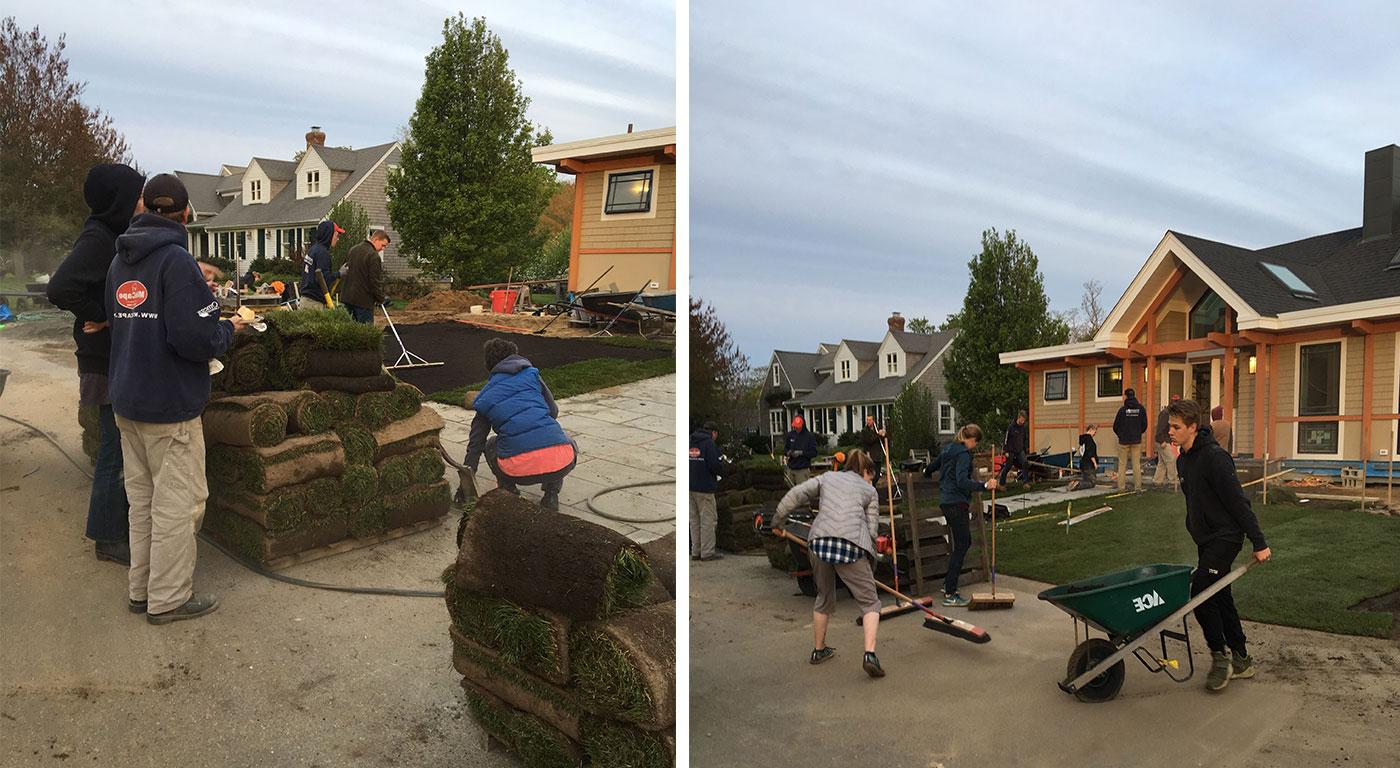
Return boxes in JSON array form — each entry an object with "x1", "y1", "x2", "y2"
[
  {"x1": 447, "y1": 490, "x2": 677, "y2": 768},
  {"x1": 202, "y1": 309, "x2": 451, "y2": 563}
]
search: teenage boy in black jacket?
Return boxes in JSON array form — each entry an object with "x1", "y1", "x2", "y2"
[
  {"x1": 1166, "y1": 399, "x2": 1272, "y2": 693},
  {"x1": 1113, "y1": 388, "x2": 1148, "y2": 491},
  {"x1": 998, "y1": 410, "x2": 1029, "y2": 485},
  {"x1": 689, "y1": 422, "x2": 725, "y2": 561},
  {"x1": 47, "y1": 163, "x2": 145, "y2": 566}
]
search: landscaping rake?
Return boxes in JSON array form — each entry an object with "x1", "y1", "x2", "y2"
[{"x1": 382, "y1": 302, "x2": 444, "y2": 370}]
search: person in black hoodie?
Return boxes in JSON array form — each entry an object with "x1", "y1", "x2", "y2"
[
  {"x1": 297, "y1": 219, "x2": 343, "y2": 308},
  {"x1": 47, "y1": 164, "x2": 145, "y2": 566},
  {"x1": 997, "y1": 409, "x2": 1029, "y2": 485},
  {"x1": 857, "y1": 415, "x2": 887, "y2": 483},
  {"x1": 1112, "y1": 388, "x2": 1148, "y2": 492},
  {"x1": 1166, "y1": 398, "x2": 1271, "y2": 692},
  {"x1": 689, "y1": 421, "x2": 724, "y2": 561},
  {"x1": 107, "y1": 174, "x2": 246, "y2": 625}
]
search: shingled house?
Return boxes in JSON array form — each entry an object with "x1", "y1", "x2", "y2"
[
  {"x1": 178, "y1": 127, "x2": 409, "y2": 277},
  {"x1": 1000, "y1": 144, "x2": 1400, "y2": 475},
  {"x1": 761, "y1": 313, "x2": 960, "y2": 449}
]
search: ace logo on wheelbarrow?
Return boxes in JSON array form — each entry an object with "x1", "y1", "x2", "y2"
[{"x1": 1131, "y1": 590, "x2": 1165, "y2": 613}]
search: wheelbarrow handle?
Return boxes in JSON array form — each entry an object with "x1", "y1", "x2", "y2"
[{"x1": 1062, "y1": 561, "x2": 1257, "y2": 694}]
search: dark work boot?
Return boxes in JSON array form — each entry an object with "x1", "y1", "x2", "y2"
[
  {"x1": 541, "y1": 491, "x2": 560, "y2": 511},
  {"x1": 1206, "y1": 651, "x2": 1232, "y2": 692},
  {"x1": 147, "y1": 593, "x2": 220, "y2": 625},
  {"x1": 863, "y1": 651, "x2": 885, "y2": 678}
]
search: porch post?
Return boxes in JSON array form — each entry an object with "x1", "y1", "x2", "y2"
[
  {"x1": 1077, "y1": 365, "x2": 1086, "y2": 436},
  {"x1": 1362, "y1": 333, "x2": 1375, "y2": 460},
  {"x1": 1146, "y1": 356, "x2": 1157, "y2": 459},
  {"x1": 1027, "y1": 371, "x2": 1036, "y2": 453}
]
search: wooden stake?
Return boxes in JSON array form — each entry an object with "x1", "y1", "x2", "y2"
[
  {"x1": 881, "y1": 434, "x2": 899, "y2": 594},
  {"x1": 1263, "y1": 453, "x2": 1269, "y2": 505}
]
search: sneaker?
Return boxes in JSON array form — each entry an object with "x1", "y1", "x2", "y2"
[
  {"x1": 809, "y1": 646, "x2": 835, "y2": 665},
  {"x1": 942, "y1": 593, "x2": 970, "y2": 608},
  {"x1": 95, "y1": 541, "x2": 130, "y2": 566},
  {"x1": 862, "y1": 651, "x2": 885, "y2": 678},
  {"x1": 1231, "y1": 653, "x2": 1256, "y2": 680},
  {"x1": 1206, "y1": 651, "x2": 1232, "y2": 692},
  {"x1": 540, "y1": 491, "x2": 560, "y2": 511},
  {"x1": 147, "y1": 593, "x2": 220, "y2": 625},
  {"x1": 699, "y1": 553, "x2": 725, "y2": 562},
  {"x1": 128, "y1": 599, "x2": 147, "y2": 614}
]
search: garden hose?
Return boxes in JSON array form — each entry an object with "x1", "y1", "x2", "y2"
[{"x1": 0, "y1": 412, "x2": 445, "y2": 599}]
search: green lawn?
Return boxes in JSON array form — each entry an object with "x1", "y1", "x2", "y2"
[
  {"x1": 600, "y1": 336, "x2": 674, "y2": 351},
  {"x1": 426, "y1": 356, "x2": 675, "y2": 407},
  {"x1": 996, "y1": 492, "x2": 1400, "y2": 638}
]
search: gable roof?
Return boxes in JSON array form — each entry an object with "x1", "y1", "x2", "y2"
[
  {"x1": 215, "y1": 172, "x2": 244, "y2": 195},
  {"x1": 252, "y1": 157, "x2": 298, "y2": 181},
  {"x1": 1171, "y1": 228, "x2": 1400, "y2": 316},
  {"x1": 175, "y1": 171, "x2": 226, "y2": 218},
  {"x1": 195, "y1": 143, "x2": 399, "y2": 231},
  {"x1": 773, "y1": 350, "x2": 822, "y2": 392},
  {"x1": 839, "y1": 339, "x2": 880, "y2": 360},
  {"x1": 888, "y1": 329, "x2": 953, "y2": 356}
]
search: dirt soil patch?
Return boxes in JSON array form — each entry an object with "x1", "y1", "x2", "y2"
[
  {"x1": 382, "y1": 323, "x2": 670, "y2": 396},
  {"x1": 405, "y1": 290, "x2": 491, "y2": 313}
]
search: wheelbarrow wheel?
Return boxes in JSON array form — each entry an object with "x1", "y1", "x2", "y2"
[{"x1": 1066, "y1": 638, "x2": 1125, "y2": 703}]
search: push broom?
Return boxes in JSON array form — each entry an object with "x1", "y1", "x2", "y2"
[{"x1": 969, "y1": 443, "x2": 1015, "y2": 610}]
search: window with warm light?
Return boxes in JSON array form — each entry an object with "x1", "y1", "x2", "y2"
[
  {"x1": 1096, "y1": 365, "x2": 1123, "y2": 398},
  {"x1": 604, "y1": 169, "x2": 653, "y2": 214}
]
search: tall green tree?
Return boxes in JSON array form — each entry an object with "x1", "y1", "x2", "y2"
[
  {"x1": 889, "y1": 382, "x2": 938, "y2": 460},
  {"x1": 327, "y1": 199, "x2": 370, "y2": 273},
  {"x1": 1, "y1": 17, "x2": 131, "y2": 278},
  {"x1": 943, "y1": 228, "x2": 1068, "y2": 444},
  {"x1": 386, "y1": 15, "x2": 555, "y2": 286},
  {"x1": 690, "y1": 297, "x2": 749, "y2": 431}
]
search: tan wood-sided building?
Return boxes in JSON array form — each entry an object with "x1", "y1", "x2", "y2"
[
  {"x1": 532, "y1": 127, "x2": 676, "y2": 294},
  {"x1": 1000, "y1": 144, "x2": 1400, "y2": 476}
]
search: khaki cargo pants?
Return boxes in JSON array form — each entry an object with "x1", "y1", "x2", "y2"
[
  {"x1": 689, "y1": 491, "x2": 717, "y2": 559},
  {"x1": 1116, "y1": 443, "x2": 1143, "y2": 492},
  {"x1": 115, "y1": 415, "x2": 208, "y2": 614}
]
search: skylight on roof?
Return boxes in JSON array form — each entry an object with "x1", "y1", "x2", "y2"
[{"x1": 1260, "y1": 262, "x2": 1317, "y2": 297}]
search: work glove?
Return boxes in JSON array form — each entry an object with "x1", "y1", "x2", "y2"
[{"x1": 875, "y1": 535, "x2": 892, "y2": 555}]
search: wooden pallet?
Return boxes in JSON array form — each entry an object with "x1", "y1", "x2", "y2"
[
  {"x1": 261, "y1": 517, "x2": 446, "y2": 571},
  {"x1": 899, "y1": 472, "x2": 990, "y2": 596}
]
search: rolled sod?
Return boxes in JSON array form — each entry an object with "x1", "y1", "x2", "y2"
[
  {"x1": 209, "y1": 391, "x2": 331, "y2": 436},
  {"x1": 285, "y1": 340, "x2": 384, "y2": 378},
  {"x1": 387, "y1": 382, "x2": 423, "y2": 421},
  {"x1": 202, "y1": 401, "x2": 288, "y2": 448},
  {"x1": 570, "y1": 601, "x2": 675, "y2": 730},
  {"x1": 640, "y1": 532, "x2": 676, "y2": 599},
  {"x1": 462, "y1": 683, "x2": 581, "y2": 768},
  {"x1": 340, "y1": 464, "x2": 377, "y2": 503},
  {"x1": 335, "y1": 424, "x2": 376, "y2": 466},
  {"x1": 371, "y1": 405, "x2": 444, "y2": 462},
  {"x1": 202, "y1": 503, "x2": 350, "y2": 564},
  {"x1": 220, "y1": 434, "x2": 346, "y2": 495},
  {"x1": 376, "y1": 447, "x2": 442, "y2": 494},
  {"x1": 348, "y1": 498, "x2": 387, "y2": 539},
  {"x1": 301, "y1": 373, "x2": 397, "y2": 394},
  {"x1": 445, "y1": 578, "x2": 572, "y2": 684},
  {"x1": 214, "y1": 484, "x2": 310, "y2": 532},
  {"x1": 453, "y1": 490, "x2": 669, "y2": 622},
  {"x1": 581, "y1": 719, "x2": 673, "y2": 768},
  {"x1": 266, "y1": 308, "x2": 385, "y2": 350},
  {"x1": 227, "y1": 343, "x2": 273, "y2": 393},
  {"x1": 383, "y1": 480, "x2": 450, "y2": 529},
  {"x1": 450, "y1": 625, "x2": 584, "y2": 739},
  {"x1": 355, "y1": 390, "x2": 395, "y2": 429},
  {"x1": 320, "y1": 390, "x2": 355, "y2": 423}
]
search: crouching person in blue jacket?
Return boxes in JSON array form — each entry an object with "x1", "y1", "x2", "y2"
[
  {"x1": 108, "y1": 174, "x2": 247, "y2": 625},
  {"x1": 463, "y1": 338, "x2": 577, "y2": 511}
]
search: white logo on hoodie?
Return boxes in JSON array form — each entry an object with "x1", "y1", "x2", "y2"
[{"x1": 197, "y1": 301, "x2": 220, "y2": 318}]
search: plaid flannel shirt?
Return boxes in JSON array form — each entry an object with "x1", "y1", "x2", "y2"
[{"x1": 810, "y1": 536, "x2": 863, "y2": 565}]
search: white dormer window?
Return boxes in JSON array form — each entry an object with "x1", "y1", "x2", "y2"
[
  {"x1": 840, "y1": 360, "x2": 852, "y2": 380},
  {"x1": 772, "y1": 364, "x2": 780, "y2": 385},
  {"x1": 250, "y1": 179, "x2": 262, "y2": 202},
  {"x1": 307, "y1": 170, "x2": 321, "y2": 195},
  {"x1": 886, "y1": 353, "x2": 898, "y2": 374}
]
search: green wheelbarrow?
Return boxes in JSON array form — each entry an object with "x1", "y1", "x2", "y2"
[{"x1": 1037, "y1": 562, "x2": 1254, "y2": 702}]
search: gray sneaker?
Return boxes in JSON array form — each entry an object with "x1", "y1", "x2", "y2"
[
  {"x1": 1206, "y1": 651, "x2": 1232, "y2": 692},
  {"x1": 147, "y1": 593, "x2": 219, "y2": 625},
  {"x1": 1231, "y1": 653, "x2": 1256, "y2": 679}
]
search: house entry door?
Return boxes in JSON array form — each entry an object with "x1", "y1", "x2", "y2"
[
  {"x1": 1160, "y1": 363, "x2": 1190, "y2": 407},
  {"x1": 1191, "y1": 362, "x2": 1213, "y2": 412}
]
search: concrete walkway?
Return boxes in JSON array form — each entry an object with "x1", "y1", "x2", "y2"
[{"x1": 430, "y1": 374, "x2": 676, "y2": 543}]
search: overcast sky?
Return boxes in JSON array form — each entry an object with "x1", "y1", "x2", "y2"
[
  {"x1": 10, "y1": 0, "x2": 674, "y2": 173},
  {"x1": 692, "y1": 1, "x2": 1400, "y2": 363}
]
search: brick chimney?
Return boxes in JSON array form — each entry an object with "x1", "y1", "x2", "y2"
[
  {"x1": 888, "y1": 312, "x2": 905, "y2": 333},
  {"x1": 306, "y1": 125, "x2": 326, "y2": 149},
  {"x1": 1362, "y1": 144, "x2": 1400, "y2": 241}
]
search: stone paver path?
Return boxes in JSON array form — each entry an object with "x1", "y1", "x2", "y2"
[{"x1": 431, "y1": 374, "x2": 676, "y2": 543}]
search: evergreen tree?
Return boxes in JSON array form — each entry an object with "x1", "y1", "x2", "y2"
[
  {"x1": 889, "y1": 382, "x2": 938, "y2": 461},
  {"x1": 690, "y1": 297, "x2": 749, "y2": 430},
  {"x1": 386, "y1": 15, "x2": 554, "y2": 286},
  {"x1": 943, "y1": 228, "x2": 1068, "y2": 444},
  {"x1": 327, "y1": 199, "x2": 370, "y2": 273}
]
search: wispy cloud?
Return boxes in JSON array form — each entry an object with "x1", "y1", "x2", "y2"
[{"x1": 691, "y1": 0, "x2": 1400, "y2": 362}]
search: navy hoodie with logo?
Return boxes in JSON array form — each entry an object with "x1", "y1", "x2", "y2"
[
  {"x1": 1113, "y1": 394, "x2": 1149, "y2": 446},
  {"x1": 106, "y1": 213, "x2": 234, "y2": 423},
  {"x1": 298, "y1": 220, "x2": 336, "y2": 304},
  {"x1": 689, "y1": 429, "x2": 723, "y2": 493}
]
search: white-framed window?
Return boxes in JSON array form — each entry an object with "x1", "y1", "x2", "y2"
[
  {"x1": 306, "y1": 170, "x2": 321, "y2": 195},
  {"x1": 886, "y1": 353, "x2": 898, "y2": 374},
  {"x1": 938, "y1": 402, "x2": 955, "y2": 434},
  {"x1": 250, "y1": 179, "x2": 262, "y2": 202},
  {"x1": 1296, "y1": 340, "x2": 1343, "y2": 456},
  {"x1": 772, "y1": 363, "x2": 781, "y2": 386},
  {"x1": 1044, "y1": 370, "x2": 1069, "y2": 402},
  {"x1": 1095, "y1": 364, "x2": 1124, "y2": 400},
  {"x1": 770, "y1": 409, "x2": 785, "y2": 436},
  {"x1": 840, "y1": 359, "x2": 852, "y2": 380}
]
